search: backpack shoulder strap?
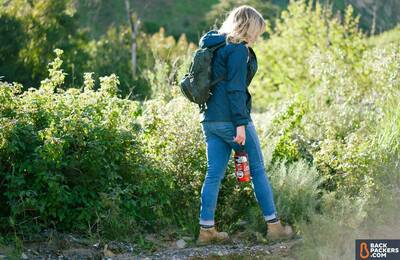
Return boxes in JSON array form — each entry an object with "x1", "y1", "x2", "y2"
[
  {"x1": 208, "y1": 41, "x2": 228, "y2": 87},
  {"x1": 208, "y1": 40, "x2": 227, "y2": 52}
]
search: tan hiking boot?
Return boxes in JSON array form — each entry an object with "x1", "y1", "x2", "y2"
[
  {"x1": 197, "y1": 227, "x2": 229, "y2": 245},
  {"x1": 267, "y1": 220, "x2": 294, "y2": 240}
]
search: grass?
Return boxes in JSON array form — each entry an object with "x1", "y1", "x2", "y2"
[{"x1": 0, "y1": 234, "x2": 23, "y2": 260}]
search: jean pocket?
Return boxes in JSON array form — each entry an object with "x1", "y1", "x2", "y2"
[{"x1": 213, "y1": 123, "x2": 243, "y2": 149}]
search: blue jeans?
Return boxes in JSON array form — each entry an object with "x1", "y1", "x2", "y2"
[{"x1": 199, "y1": 121, "x2": 277, "y2": 226}]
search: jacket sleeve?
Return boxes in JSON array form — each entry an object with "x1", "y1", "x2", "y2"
[{"x1": 226, "y1": 44, "x2": 249, "y2": 127}]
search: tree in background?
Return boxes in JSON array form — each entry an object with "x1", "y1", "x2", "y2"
[
  {"x1": 1, "y1": 0, "x2": 398, "y2": 100},
  {"x1": 0, "y1": 13, "x2": 28, "y2": 84},
  {"x1": 75, "y1": 0, "x2": 219, "y2": 42},
  {"x1": 0, "y1": 0, "x2": 195, "y2": 99},
  {"x1": 1, "y1": 0, "x2": 89, "y2": 88},
  {"x1": 124, "y1": 0, "x2": 141, "y2": 81}
]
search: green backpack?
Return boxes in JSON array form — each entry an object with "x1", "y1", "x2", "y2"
[{"x1": 179, "y1": 41, "x2": 226, "y2": 112}]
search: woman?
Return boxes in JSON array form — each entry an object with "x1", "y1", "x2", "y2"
[{"x1": 197, "y1": 5, "x2": 293, "y2": 244}]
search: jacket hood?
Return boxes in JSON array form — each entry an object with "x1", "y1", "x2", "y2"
[{"x1": 198, "y1": 30, "x2": 226, "y2": 48}]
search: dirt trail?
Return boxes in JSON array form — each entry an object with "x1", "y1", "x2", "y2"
[
  {"x1": 6, "y1": 232, "x2": 301, "y2": 259},
  {"x1": 116, "y1": 239, "x2": 301, "y2": 259}
]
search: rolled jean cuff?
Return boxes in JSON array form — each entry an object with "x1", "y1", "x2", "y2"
[
  {"x1": 264, "y1": 213, "x2": 277, "y2": 221},
  {"x1": 199, "y1": 219, "x2": 215, "y2": 226}
]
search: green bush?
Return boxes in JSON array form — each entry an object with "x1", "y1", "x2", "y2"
[
  {"x1": 269, "y1": 160, "x2": 322, "y2": 225},
  {"x1": 138, "y1": 97, "x2": 260, "y2": 234},
  {"x1": 0, "y1": 50, "x2": 174, "y2": 237},
  {"x1": 252, "y1": 0, "x2": 366, "y2": 110},
  {"x1": 269, "y1": 99, "x2": 309, "y2": 164},
  {"x1": 249, "y1": 0, "x2": 400, "y2": 197}
]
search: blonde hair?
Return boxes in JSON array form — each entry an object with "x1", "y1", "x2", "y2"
[{"x1": 218, "y1": 5, "x2": 266, "y2": 45}]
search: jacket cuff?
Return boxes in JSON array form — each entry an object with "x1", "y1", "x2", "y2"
[{"x1": 233, "y1": 118, "x2": 249, "y2": 127}]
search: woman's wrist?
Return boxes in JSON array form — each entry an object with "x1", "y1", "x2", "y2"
[{"x1": 234, "y1": 125, "x2": 246, "y2": 145}]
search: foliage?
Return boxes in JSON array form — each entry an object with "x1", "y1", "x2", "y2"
[
  {"x1": 250, "y1": 0, "x2": 400, "y2": 197},
  {"x1": 269, "y1": 160, "x2": 322, "y2": 225},
  {"x1": 74, "y1": 0, "x2": 400, "y2": 42},
  {"x1": 1, "y1": 0, "x2": 89, "y2": 88},
  {"x1": 76, "y1": 0, "x2": 219, "y2": 41},
  {"x1": 0, "y1": 13, "x2": 28, "y2": 84},
  {"x1": 142, "y1": 28, "x2": 196, "y2": 100},
  {"x1": 252, "y1": 0, "x2": 366, "y2": 109},
  {"x1": 138, "y1": 97, "x2": 261, "y2": 235},
  {"x1": 0, "y1": 0, "x2": 399, "y2": 255},
  {"x1": 295, "y1": 168, "x2": 400, "y2": 260},
  {"x1": 269, "y1": 99, "x2": 308, "y2": 164},
  {"x1": 304, "y1": 43, "x2": 399, "y2": 195},
  {"x1": 0, "y1": 50, "x2": 173, "y2": 237},
  {"x1": 0, "y1": 2, "x2": 195, "y2": 101},
  {"x1": 2, "y1": 0, "x2": 398, "y2": 101},
  {"x1": 369, "y1": 25, "x2": 400, "y2": 46},
  {"x1": 205, "y1": 0, "x2": 280, "y2": 30},
  {"x1": 84, "y1": 26, "x2": 139, "y2": 98}
]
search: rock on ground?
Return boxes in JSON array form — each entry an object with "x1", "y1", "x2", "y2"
[{"x1": 114, "y1": 239, "x2": 300, "y2": 260}]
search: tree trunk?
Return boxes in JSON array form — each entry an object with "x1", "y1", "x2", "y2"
[
  {"x1": 371, "y1": 4, "x2": 377, "y2": 35},
  {"x1": 124, "y1": 0, "x2": 140, "y2": 80}
]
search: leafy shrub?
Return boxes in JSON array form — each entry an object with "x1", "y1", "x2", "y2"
[
  {"x1": 142, "y1": 28, "x2": 196, "y2": 101},
  {"x1": 252, "y1": 0, "x2": 366, "y2": 109},
  {"x1": 0, "y1": 50, "x2": 174, "y2": 237},
  {"x1": 250, "y1": 0, "x2": 400, "y2": 197},
  {"x1": 269, "y1": 99, "x2": 310, "y2": 164},
  {"x1": 303, "y1": 43, "x2": 399, "y2": 195},
  {"x1": 138, "y1": 97, "x2": 260, "y2": 234},
  {"x1": 1, "y1": 0, "x2": 90, "y2": 88}
]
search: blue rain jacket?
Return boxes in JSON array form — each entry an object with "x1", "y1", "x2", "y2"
[{"x1": 198, "y1": 30, "x2": 258, "y2": 127}]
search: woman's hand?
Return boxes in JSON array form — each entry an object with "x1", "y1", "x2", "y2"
[{"x1": 234, "y1": 125, "x2": 246, "y2": 145}]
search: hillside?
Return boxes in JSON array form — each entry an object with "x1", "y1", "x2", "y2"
[
  {"x1": 349, "y1": 0, "x2": 400, "y2": 34},
  {"x1": 368, "y1": 25, "x2": 400, "y2": 46},
  {"x1": 76, "y1": 0, "x2": 219, "y2": 41},
  {"x1": 76, "y1": 0, "x2": 400, "y2": 41}
]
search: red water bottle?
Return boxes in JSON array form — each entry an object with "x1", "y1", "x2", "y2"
[{"x1": 234, "y1": 146, "x2": 250, "y2": 182}]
